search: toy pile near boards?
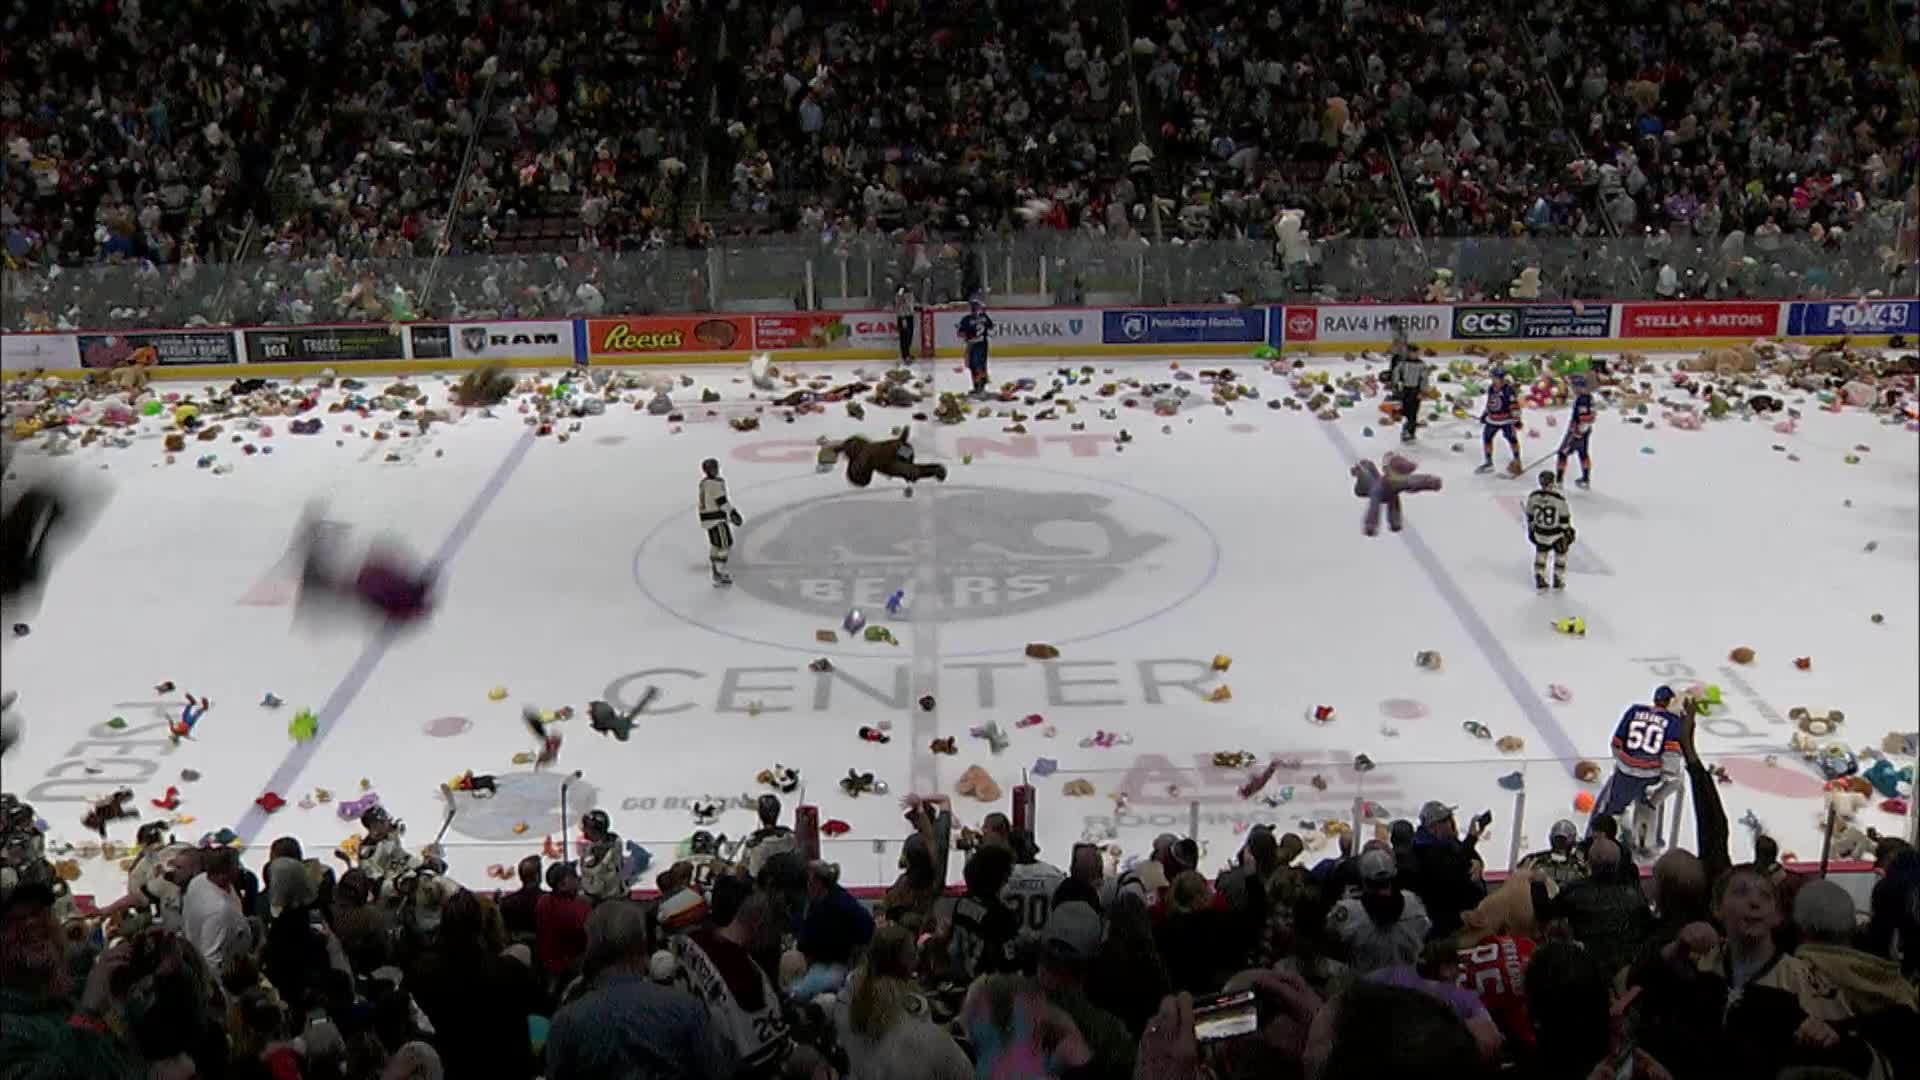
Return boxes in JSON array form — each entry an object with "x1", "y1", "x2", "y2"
[{"x1": 2, "y1": 329, "x2": 1916, "y2": 899}]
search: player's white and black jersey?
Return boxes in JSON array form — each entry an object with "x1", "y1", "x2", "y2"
[
  {"x1": 698, "y1": 476, "x2": 735, "y2": 575},
  {"x1": 1000, "y1": 859, "x2": 1067, "y2": 941},
  {"x1": 1525, "y1": 488, "x2": 1572, "y2": 546}
]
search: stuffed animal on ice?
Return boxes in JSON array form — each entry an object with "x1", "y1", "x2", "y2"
[
  {"x1": 1820, "y1": 790, "x2": 1874, "y2": 861},
  {"x1": 819, "y1": 428, "x2": 949, "y2": 488},
  {"x1": 1351, "y1": 453, "x2": 1442, "y2": 536}
]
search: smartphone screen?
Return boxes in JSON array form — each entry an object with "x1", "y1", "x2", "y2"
[{"x1": 1193, "y1": 990, "x2": 1259, "y2": 1042}]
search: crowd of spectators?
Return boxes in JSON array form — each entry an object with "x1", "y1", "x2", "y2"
[
  {"x1": 4, "y1": 695, "x2": 1918, "y2": 1080},
  {"x1": 2, "y1": 0, "x2": 1916, "y2": 330}
]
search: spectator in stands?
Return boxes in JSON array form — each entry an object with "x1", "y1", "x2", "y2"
[
  {"x1": 1034, "y1": 902, "x2": 1136, "y2": 1080},
  {"x1": 882, "y1": 795, "x2": 951, "y2": 928},
  {"x1": 1366, "y1": 940, "x2": 1506, "y2": 1061},
  {"x1": 1406, "y1": 801, "x2": 1488, "y2": 940},
  {"x1": 1530, "y1": 835, "x2": 1653, "y2": 980},
  {"x1": 1054, "y1": 842, "x2": 1107, "y2": 912},
  {"x1": 1864, "y1": 848, "x2": 1920, "y2": 980},
  {"x1": 1522, "y1": 940, "x2": 1667, "y2": 1080},
  {"x1": 1329, "y1": 847, "x2": 1431, "y2": 974},
  {"x1": 545, "y1": 900, "x2": 733, "y2": 1080},
  {"x1": 960, "y1": 970, "x2": 1094, "y2": 1079},
  {"x1": 1157, "y1": 869, "x2": 1234, "y2": 996},
  {"x1": 672, "y1": 872, "x2": 831, "y2": 1078},
  {"x1": 950, "y1": 844, "x2": 1020, "y2": 982},
  {"x1": 407, "y1": 887, "x2": 539, "y2": 1078},
  {"x1": 1516, "y1": 820, "x2": 1590, "y2": 891},
  {"x1": 328, "y1": 867, "x2": 392, "y2": 978},
  {"x1": 497, "y1": 854, "x2": 545, "y2": 948},
  {"x1": 792, "y1": 858, "x2": 873, "y2": 998},
  {"x1": 181, "y1": 845, "x2": 250, "y2": 973},
  {"x1": 742, "y1": 794, "x2": 797, "y2": 877},
  {"x1": 833, "y1": 925, "x2": 972, "y2": 1080},
  {"x1": 536, "y1": 861, "x2": 592, "y2": 994},
  {"x1": 0, "y1": 883, "x2": 143, "y2": 1076},
  {"x1": 260, "y1": 856, "x2": 340, "y2": 1016},
  {"x1": 1793, "y1": 879, "x2": 1916, "y2": 1077}
]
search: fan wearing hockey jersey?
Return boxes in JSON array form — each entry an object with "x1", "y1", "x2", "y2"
[
  {"x1": 697, "y1": 458, "x2": 743, "y2": 586},
  {"x1": 1589, "y1": 686, "x2": 1685, "y2": 830},
  {"x1": 1556, "y1": 375, "x2": 1596, "y2": 488},
  {"x1": 819, "y1": 430, "x2": 948, "y2": 488},
  {"x1": 958, "y1": 297, "x2": 995, "y2": 395},
  {"x1": 1000, "y1": 829, "x2": 1067, "y2": 943},
  {"x1": 578, "y1": 809, "x2": 627, "y2": 905},
  {"x1": 1477, "y1": 366, "x2": 1523, "y2": 474},
  {"x1": 1525, "y1": 472, "x2": 1575, "y2": 590},
  {"x1": 1386, "y1": 319, "x2": 1429, "y2": 442}
]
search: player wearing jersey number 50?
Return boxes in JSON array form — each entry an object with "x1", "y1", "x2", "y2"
[{"x1": 1590, "y1": 687, "x2": 1686, "y2": 831}]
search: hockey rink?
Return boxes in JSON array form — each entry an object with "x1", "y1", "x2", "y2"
[{"x1": 4, "y1": 352, "x2": 1916, "y2": 899}]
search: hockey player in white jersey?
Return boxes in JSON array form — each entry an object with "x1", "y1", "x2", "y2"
[
  {"x1": 1525, "y1": 471, "x2": 1575, "y2": 590},
  {"x1": 697, "y1": 458, "x2": 743, "y2": 586},
  {"x1": 1000, "y1": 829, "x2": 1066, "y2": 943}
]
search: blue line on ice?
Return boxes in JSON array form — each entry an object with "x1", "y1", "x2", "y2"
[
  {"x1": 233, "y1": 428, "x2": 538, "y2": 844},
  {"x1": 1320, "y1": 423, "x2": 1582, "y2": 768}
]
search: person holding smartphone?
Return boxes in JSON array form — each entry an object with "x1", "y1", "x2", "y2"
[{"x1": 1407, "y1": 802, "x2": 1489, "y2": 941}]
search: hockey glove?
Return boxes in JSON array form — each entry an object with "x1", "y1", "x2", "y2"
[{"x1": 728, "y1": 509, "x2": 743, "y2": 528}]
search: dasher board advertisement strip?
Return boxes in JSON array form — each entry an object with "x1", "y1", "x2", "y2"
[{"x1": 245, "y1": 326, "x2": 406, "y2": 363}]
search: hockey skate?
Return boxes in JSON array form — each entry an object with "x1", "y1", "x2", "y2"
[
  {"x1": 1575, "y1": 477, "x2": 1590, "y2": 490},
  {"x1": 1476, "y1": 461, "x2": 1495, "y2": 475},
  {"x1": 1553, "y1": 574, "x2": 1566, "y2": 590},
  {"x1": 712, "y1": 571, "x2": 733, "y2": 587},
  {"x1": 1535, "y1": 574, "x2": 1549, "y2": 591}
]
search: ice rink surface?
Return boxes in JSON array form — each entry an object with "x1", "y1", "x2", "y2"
[{"x1": 4, "y1": 352, "x2": 1916, "y2": 898}]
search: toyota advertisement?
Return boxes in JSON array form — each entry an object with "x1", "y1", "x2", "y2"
[{"x1": 1277, "y1": 304, "x2": 1451, "y2": 345}]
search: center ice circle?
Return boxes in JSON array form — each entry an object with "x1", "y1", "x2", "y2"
[
  {"x1": 445, "y1": 770, "x2": 600, "y2": 843},
  {"x1": 631, "y1": 464, "x2": 1220, "y2": 658}
]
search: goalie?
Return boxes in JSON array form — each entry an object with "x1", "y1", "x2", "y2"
[{"x1": 817, "y1": 429, "x2": 948, "y2": 488}]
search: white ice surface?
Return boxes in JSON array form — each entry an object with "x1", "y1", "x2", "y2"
[{"x1": 3, "y1": 354, "x2": 1915, "y2": 901}]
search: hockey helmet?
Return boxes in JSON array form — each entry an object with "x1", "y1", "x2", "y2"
[
  {"x1": 700, "y1": 458, "x2": 720, "y2": 478},
  {"x1": 690, "y1": 829, "x2": 716, "y2": 855},
  {"x1": 756, "y1": 794, "x2": 782, "y2": 824},
  {"x1": 968, "y1": 294, "x2": 985, "y2": 311},
  {"x1": 1652, "y1": 685, "x2": 1676, "y2": 705},
  {"x1": 1569, "y1": 372, "x2": 1589, "y2": 389},
  {"x1": 1488, "y1": 363, "x2": 1509, "y2": 379},
  {"x1": 135, "y1": 821, "x2": 169, "y2": 848},
  {"x1": 1548, "y1": 819, "x2": 1578, "y2": 850},
  {"x1": 1539, "y1": 471, "x2": 1558, "y2": 488},
  {"x1": 582, "y1": 809, "x2": 611, "y2": 837},
  {"x1": 360, "y1": 804, "x2": 393, "y2": 830}
]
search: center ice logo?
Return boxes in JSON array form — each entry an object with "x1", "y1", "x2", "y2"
[{"x1": 735, "y1": 486, "x2": 1168, "y2": 621}]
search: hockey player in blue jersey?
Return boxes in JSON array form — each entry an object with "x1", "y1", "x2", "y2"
[
  {"x1": 1589, "y1": 686, "x2": 1685, "y2": 831},
  {"x1": 1476, "y1": 366, "x2": 1523, "y2": 475},
  {"x1": 958, "y1": 297, "x2": 995, "y2": 396},
  {"x1": 1556, "y1": 374, "x2": 1596, "y2": 488}
]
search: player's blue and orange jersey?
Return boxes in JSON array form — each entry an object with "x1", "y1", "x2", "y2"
[
  {"x1": 1610, "y1": 704, "x2": 1683, "y2": 776},
  {"x1": 959, "y1": 311, "x2": 993, "y2": 345},
  {"x1": 1567, "y1": 393, "x2": 1595, "y2": 438},
  {"x1": 1484, "y1": 382, "x2": 1518, "y2": 425}
]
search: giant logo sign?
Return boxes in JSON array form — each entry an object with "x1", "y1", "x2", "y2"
[{"x1": 631, "y1": 467, "x2": 1219, "y2": 656}]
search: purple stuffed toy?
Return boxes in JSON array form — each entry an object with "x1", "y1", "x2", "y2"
[{"x1": 1352, "y1": 453, "x2": 1442, "y2": 536}]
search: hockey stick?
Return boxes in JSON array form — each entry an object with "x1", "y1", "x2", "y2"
[
  {"x1": 1502, "y1": 447, "x2": 1563, "y2": 479},
  {"x1": 560, "y1": 770, "x2": 582, "y2": 864},
  {"x1": 428, "y1": 783, "x2": 457, "y2": 859}
]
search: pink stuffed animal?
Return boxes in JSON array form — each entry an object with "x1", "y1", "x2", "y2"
[{"x1": 1352, "y1": 453, "x2": 1443, "y2": 536}]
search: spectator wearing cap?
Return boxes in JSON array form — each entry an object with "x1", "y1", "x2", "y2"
[
  {"x1": 1530, "y1": 836, "x2": 1653, "y2": 981},
  {"x1": 1792, "y1": 879, "x2": 1915, "y2": 1076},
  {"x1": 1516, "y1": 820, "x2": 1589, "y2": 892},
  {"x1": 537, "y1": 861, "x2": 592, "y2": 993},
  {"x1": 832, "y1": 925, "x2": 971, "y2": 1080},
  {"x1": 1034, "y1": 901, "x2": 1136, "y2": 1080},
  {"x1": 182, "y1": 846, "x2": 250, "y2": 972},
  {"x1": 1406, "y1": 801, "x2": 1487, "y2": 940},
  {"x1": 545, "y1": 900, "x2": 733, "y2": 1080},
  {"x1": 0, "y1": 882, "x2": 144, "y2": 1077},
  {"x1": 1328, "y1": 847, "x2": 1432, "y2": 974}
]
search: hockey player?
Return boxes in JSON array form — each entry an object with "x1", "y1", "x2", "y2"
[
  {"x1": 697, "y1": 458, "x2": 744, "y2": 586},
  {"x1": 1589, "y1": 686, "x2": 1685, "y2": 833},
  {"x1": 819, "y1": 429, "x2": 948, "y2": 488},
  {"x1": 1556, "y1": 374, "x2": 1596, "y2": 488},
  {"x1": 958, "y1": 296, "x2": 995, "y2": 396},
  {"x1": 1386, "y1": 319, "x2": 1429, "y2": 442},
  {"x1": 358, "y1": 805, "x2": 422, "y2": 894},
  {"x1": 893, "y1": 285, "x2": 918, "y2": 362},
  {"x1": 1525, "y1": 472, "x2": 1575, "y2": 590},
  {"x1": 579, "y1": 809, "x2": 627, "y2": 905},
  {"x1": 740, "y1": 794, "x2": 797, "y2": 878},
  {"x1": 1476, "y1": 366, "x2": 1523, "y2": 475},
  {"x1": 682, "y1": 830, "x2": 732, "y2": 895},
  {"x1": 1514, "y1": 819, "x2": 1589, "y2": 891}
]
